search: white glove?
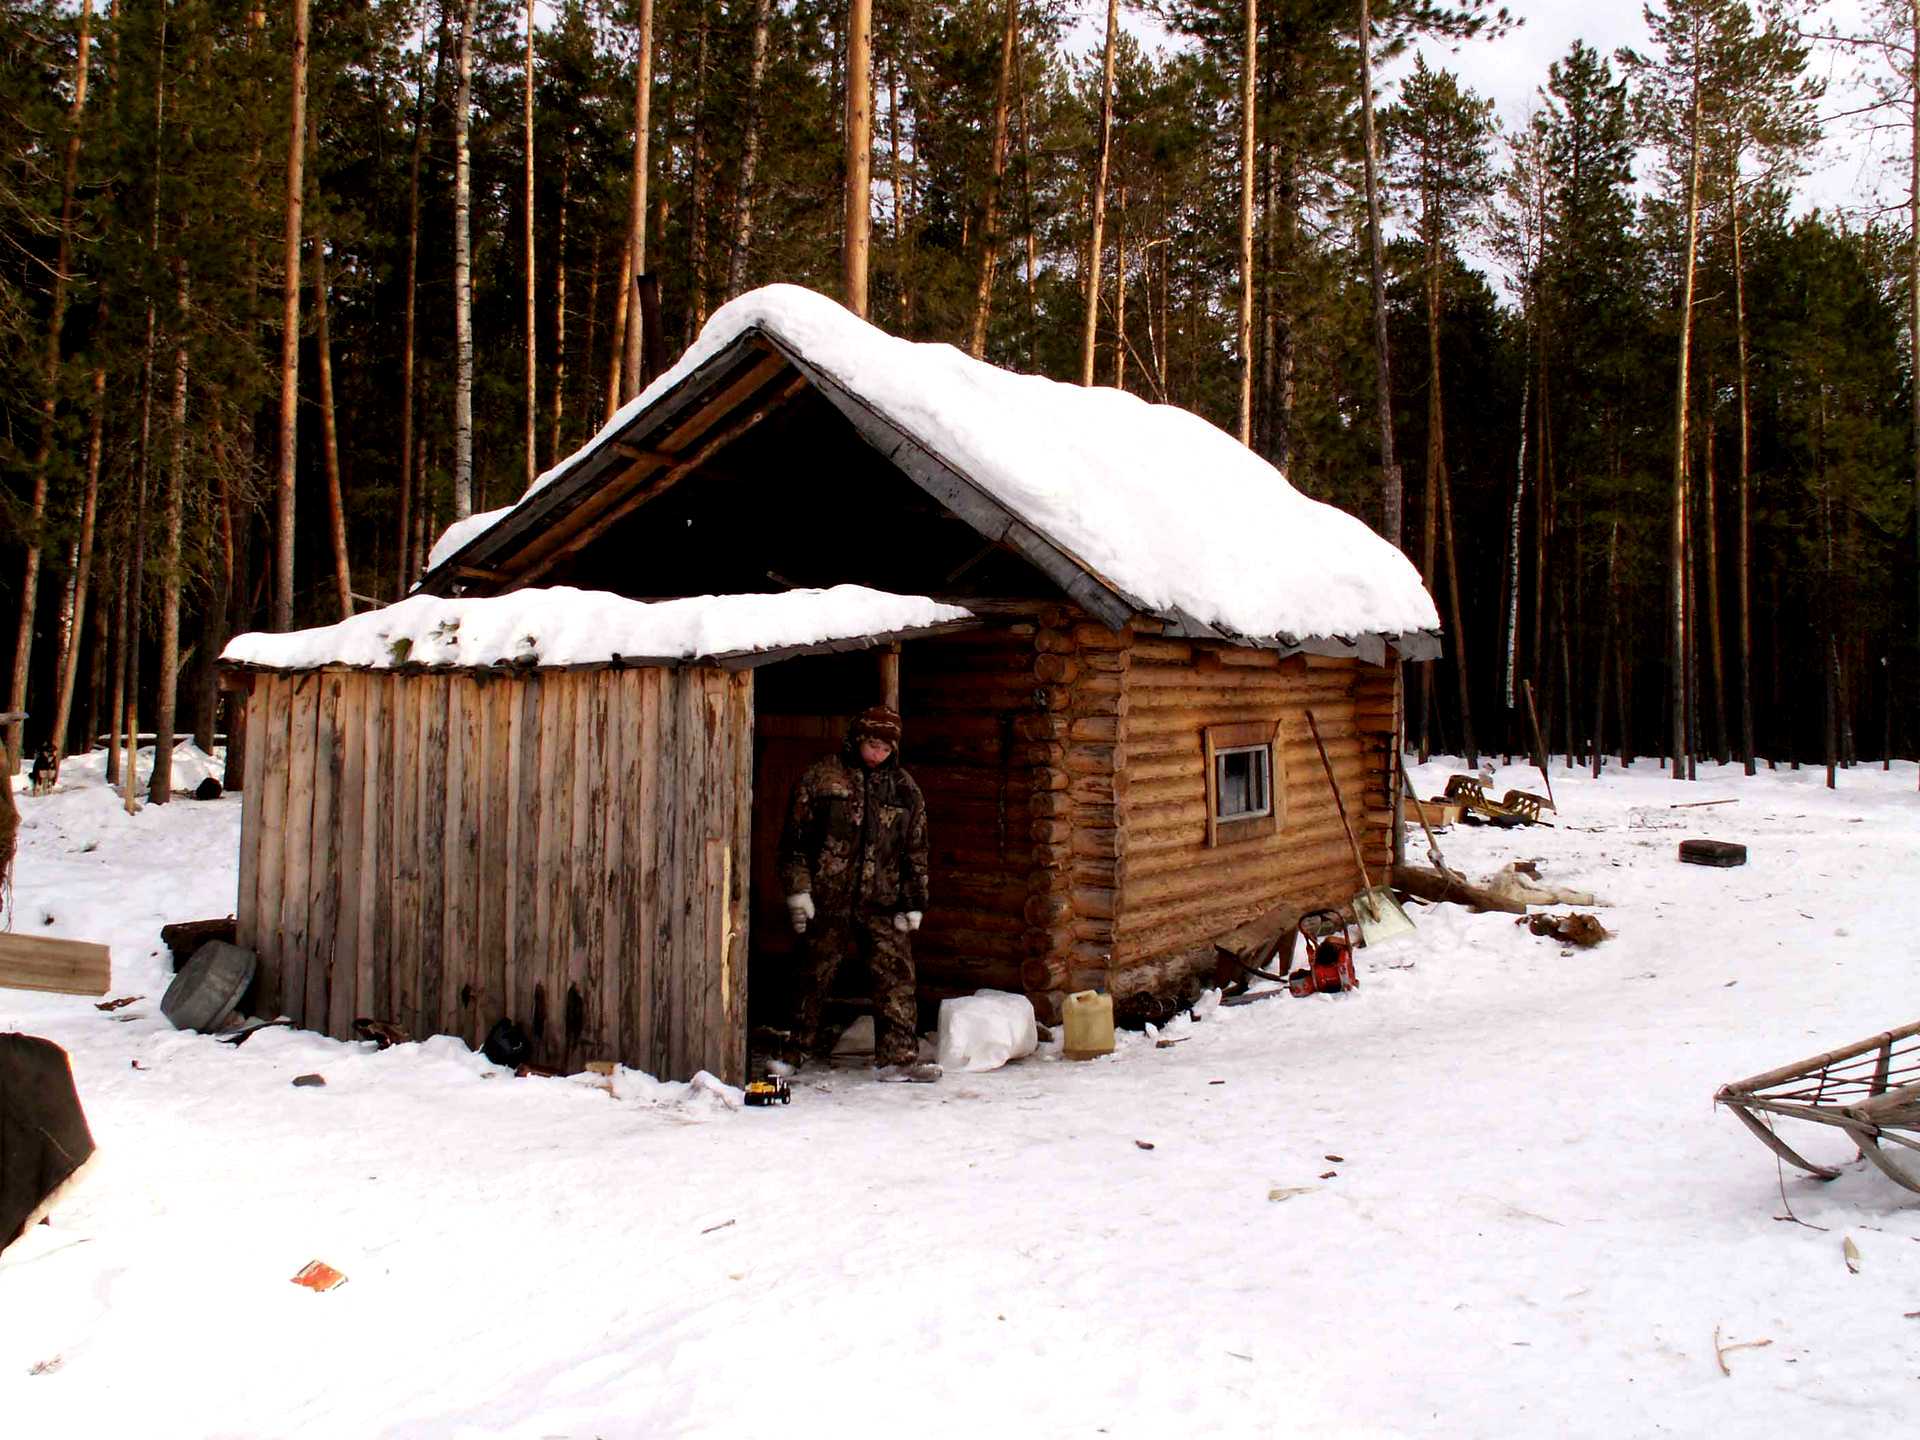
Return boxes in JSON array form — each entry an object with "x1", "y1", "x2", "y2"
[
  {"x1": 893, "y1": 910, "x2": 922, "y2": 933},
  {"x1": 787, "y1": 893, "x2": 814, "y2": 934}
]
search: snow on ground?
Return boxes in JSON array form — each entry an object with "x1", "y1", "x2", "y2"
[{"x1": 3, "y1": 750, "x2": 1917, "y2": 1438}]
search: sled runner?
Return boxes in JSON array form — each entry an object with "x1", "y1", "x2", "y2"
[{"x1": 1715, "y1": 1020, "x2": 1920, "y2": 1193}]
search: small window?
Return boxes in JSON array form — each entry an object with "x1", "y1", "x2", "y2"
[
  {"x1": 1202, "y1": 721, "x2": 1284, "y2": 846},
  {"x1": 1215, "y1": 745, "x2": 1271, "y2": 821}
]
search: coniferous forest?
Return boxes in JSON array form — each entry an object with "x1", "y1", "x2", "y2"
[{"x1": 2, "y1": 0, "x2": 1916, "y2": 801}]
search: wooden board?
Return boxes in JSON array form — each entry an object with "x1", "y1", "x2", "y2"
[{"x1": 0, "y1": 932, "x2": 111, "y2": 996}]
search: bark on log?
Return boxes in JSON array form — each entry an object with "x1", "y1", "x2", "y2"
[{"x1": 1390, "y1": 863, "x2": 1524, "y2": 914}]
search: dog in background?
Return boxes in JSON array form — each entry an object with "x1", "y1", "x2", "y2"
[{"x1": 27, "y1": 745, "x2": 57, "y2": 796}]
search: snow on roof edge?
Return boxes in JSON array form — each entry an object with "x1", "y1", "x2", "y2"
[{"x1": 221, "y1": 586, "x2": 976, "y2": 674}]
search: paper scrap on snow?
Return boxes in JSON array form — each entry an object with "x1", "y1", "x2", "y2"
[
  {"x1": 426, "y1": 284, "x2": 1440, "y2": 642},
  {"x1": 221, "y1": 585, "x2": 972, "y2": 672}
]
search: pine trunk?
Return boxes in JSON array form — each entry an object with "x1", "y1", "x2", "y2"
[
  {"x1": 688, "y1": 0, "x2": 710, "y2": 334},
  {"x1": 150, "y1": 262, "x2": 188, "y2": 806},
  {"x1": 616, "y1": 0, "x2": 657, "y2": 403},
  {"x1": 729, "y1": 0, "x2": 770, "y2": 301},
  {"x1": 397, "y1": 0, "x2": 430, "y2": 595},
  {"x1": 845, "y1": 0, "x2": 873, "y2": 317},
  {"x1": 1420, "y1": 257, "x2": 1444, "y2": 760},
  {"x1": 274, "y1": 0, "x2": 309, "y2": 629},
  {"x1": 551, "y1": 148, "x2": 571, "y2": 464},
  {"x1": 10, "y1": 0, "x2": 95, "y2": 769},
  {"x1": 1357, "y1": 0, "x2": 1400, "y2": 547},
  {"x1": 1670, "y1": 72, "x2": 1704, "y2": 779},
  {"x1": 50, "y1": 354, "x2": 107, "y2": 763},
  {"x1": 524, "y1": 0, "x2": 537, "y2": 490},
  {"x1": 966, "y1": 0, "x2": 1019, "y2": 358},
  {"x1": 452, "y1": 0, "x2": 477, "y2": 519},
  {"x1": 1236, "y1": 0, "x2": 1256, "y2": 443},
  {"x1": 1079, "y1": 0, "x2": 1118, "y2": 386},
  {"x1": 313, "y1": 236, "x2": 353, "y2": 619},
  {"x1": 1733, "y1": 188, "x2": 1756, "y2": 774}
]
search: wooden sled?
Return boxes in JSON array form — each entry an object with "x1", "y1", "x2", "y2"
[
  {"x1": 1715, "y1": 1020, "x2": 1920, "y2": 1193},
  {"x1": 1441, "y1": 776, "x2": 1549, "y2": 826}
]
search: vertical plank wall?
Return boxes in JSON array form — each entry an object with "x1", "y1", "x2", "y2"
[
  {"x1": 1114, "y1": 642, "x2": 1400, "y2": 996},
  {"x1": 235, "y1": 665, "x2": 753, "y2": 1084}
]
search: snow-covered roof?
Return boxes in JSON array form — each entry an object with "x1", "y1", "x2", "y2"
[
  {"x1": 425, "y1": 285, "x2": 1439, "y2": 646},
  {"x1": 221, "y1": 585, "x2": 974, "y2": 673}
]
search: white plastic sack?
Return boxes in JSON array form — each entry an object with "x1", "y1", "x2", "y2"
[{"x1": 936, "y1": 990, "x2": 1039, "y2": 1073}]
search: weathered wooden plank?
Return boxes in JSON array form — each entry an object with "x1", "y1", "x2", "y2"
[
  {"x1": 566, "y1": 672, "x2": 607, "y2": 1067},
  {"x1": 279, "y1": 674, "x2": 319, "y2": 1029},
  {"x1": 598, "y1": 670, "x2": 631, "y2": 1065},
  {"x1": 416, "y1": 676, "x2": 450, "y2": 1043},
  {"x1": 358, "y1": 673, "x2": 392, "y2": 1025},
  {"x1": 389, "y1": 677, "x2": 423, "y2": 1036},
  {"x1": 330, "y1": 674, "x2": 367, "y2": 1041},
  {"x1": 650, "y1": 669, "x2": 681, "y2": 1079},
  {"x1": 0, "y1": 932, "x2": 110, "y2": 995},
  {"x1": 726, "y1": 671, "x2": 754, "y2": 1086},
  {"x1": 528, "y1": 673, "x2": 561, "y2": 1061},
  {"x1": 251, "y1": 677, "x2": 291, "y2": 1018},
  {"x1": 475, "y1": 676, "x2": 513, "y2": 1047},
  {"x1": 235, "y1": 682, "x2": 267, "y2": 953},
  {"x1": 697, "y1": 673, "x2": 728, "y2": 1080},
  {"x1": 305, "y1": 674, "x2": 346, "y2": 1037},
  {"x1": 626, "y1": 669, "x2": 660, "y2": 1071},
  {"x1": 443, "y1": 676, "x2": 483, "y2": 1044},
  {"x1": 540, "y1": 673, "x2": 578, "y2": 1068},
  {"x1": 509, "y1": 676, "x2": 544, "y2": 1054}
]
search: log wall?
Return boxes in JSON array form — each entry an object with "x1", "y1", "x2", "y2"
[
  {"x1": 1113, "y1": 639, "x2": 1398, "y2": 998},
  {"x1": 899, "y1": 626, "x2": 1044, "y2": 1001},
  {"x1": 235, "y1": 665, "x2": 752, "y2": 1084}
]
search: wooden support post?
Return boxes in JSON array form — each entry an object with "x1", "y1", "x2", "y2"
[{"x1": 879, "y1": 643, "x2": 900, "y2": 711}]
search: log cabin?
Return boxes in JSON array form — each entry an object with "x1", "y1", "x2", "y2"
[{"x1": 224, "y1": 284, "x2": 1440, "y2": 1084}]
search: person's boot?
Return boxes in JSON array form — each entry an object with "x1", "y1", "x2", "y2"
[{"x1": 874, "y1": 1058, "x2": 941, "y2": 1083}]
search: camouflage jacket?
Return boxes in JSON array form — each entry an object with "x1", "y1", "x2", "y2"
[{"x1": 779, "y1": 744, "x2": 930, "y2": 916}]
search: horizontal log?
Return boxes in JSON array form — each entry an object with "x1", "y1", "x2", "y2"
[
  {"x1": 1023, "y1": 742, "x2": 1065, "y2": 768},
  {"x1": 1071, "y1": 825, "x2": 1124, "y2": 860},
  {"x1": 1072, "y1": 623, "x2": 1126, "y2": 650},
  {"x1": 1015, "y1": 714, "x2": 1066, "y2": 741},
  {"x1": 1130, "y1": 638, "x2": 1194, "y2": 663},
  {"x1": 1031, "y1": 818, "x2": 1072, "y2": 845},
  {"x1": 1034, "y1": 654, "x2": 1078, "y2": 685},
  {"x1": 1390, "y1": 863, "x2": 1525, "y2": 914},
  {"x1": 1070, "y1": 772, "x2": 1121, "y2": 804},
  {"x1": 1070, "y1": 803, "x2": 1118, "y2": 828},
  {"x1": 1031, "y1": 767, "x2": 1069, "y2": 793},
  {"x1": 1064, "y1": 743, "x2": 1118, "y2": 775},
  {"x1": 1031, "y1": 792, "x2": 1072, "y2": 819},
  {"x1": 1073, "y1": 885, "x2": 1118, "y2": 920},
  {"x1": 1037, "y1": 604, "x2": 1074, "y2": 630},
  {"x1": 1025, "y1": 893, "x2": 1072, "y2": 927},
  {"x1": 1069, "y1": 716, "x2": 1120, "y2": 743},
  {"x1": 1080, "y1": 649, "x2": 1127, "y2": 673},
  {"x1": 1028, "y1": 868, "x2": 1073, "y2": 896},
  {"x1": 1034, "y1": 628, "x2": 1076, "y2": 655}
]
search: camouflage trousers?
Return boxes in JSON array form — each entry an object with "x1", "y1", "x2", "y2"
[{"x1": 790, "y1": 910, "x2": 918, "y2": 1068}]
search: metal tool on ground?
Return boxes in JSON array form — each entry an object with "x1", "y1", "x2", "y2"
[
  {"x1": 1304, "y1": 709, "x2": 1415, "y2": 948},
  {"x1": 1288, "y1": 908, "x2": 1359, "y2": 996}
]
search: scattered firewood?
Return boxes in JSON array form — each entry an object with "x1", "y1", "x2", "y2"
[
  {"x1": 291, "y1": 1073, "x2": 326, "y2": 1088},
  {"x1": 1134, "y1": 1139, "x2": 1155, "y2": 1151},
  {"x1": 95, "y1": 995, "x2": 143, "y2": 1011}
]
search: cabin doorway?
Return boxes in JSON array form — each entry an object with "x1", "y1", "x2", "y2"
[{"x1": 747, "y1": 648, "x2": 896, "y2": 1054}]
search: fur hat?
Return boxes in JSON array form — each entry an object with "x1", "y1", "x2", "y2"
[{"x1": 850, "y1": 705, "x2": 903, "y2": 747}]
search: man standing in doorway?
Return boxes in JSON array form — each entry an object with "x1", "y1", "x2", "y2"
[{"x1": 778, "y1": 705, "x2": 936, "y2": 1080}]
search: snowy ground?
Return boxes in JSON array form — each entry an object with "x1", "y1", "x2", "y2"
[{"x1": 3, "y1": 748, "x2": 1917, "y2": 1438}]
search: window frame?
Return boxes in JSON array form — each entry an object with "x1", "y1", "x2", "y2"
[{"x1": 1202, "y1": 720, "x2": 1284, "y2": 847}]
